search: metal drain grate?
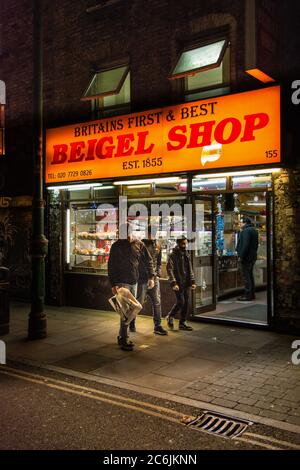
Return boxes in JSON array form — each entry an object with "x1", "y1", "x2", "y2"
[{"x1": 186, "y1": 411, "x2": 252, "y2": 439}]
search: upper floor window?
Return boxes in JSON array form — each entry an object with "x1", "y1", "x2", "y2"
[
  {"x1": 82, "y1": 65, "x2": 131, "y2": 118},
  {"x1": 169, "y1": 39, "x2": 230, "y2": 101}
]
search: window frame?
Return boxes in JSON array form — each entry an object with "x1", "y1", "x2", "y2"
[
  {"x1": 169, "y1": 38, "x2": 229, "y2": 81},
  {"x1": 81, "y1": 64, "x2": 130, "y2": 102}
]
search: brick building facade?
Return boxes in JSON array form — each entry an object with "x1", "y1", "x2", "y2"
[{"x1": 0, "y1": 0, "x2": 300, "y2": 332}]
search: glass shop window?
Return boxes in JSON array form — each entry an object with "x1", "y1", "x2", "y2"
[
  {"x1": 119, "y1": 177, "x2": 188, "y2": 197},
  {"x1": 232, "y1": 174, "x2": 272, "y2": 190},
  {"x1": 82, "y1": 65, "x2": 131, "y2": 118},
  {"x1": 68, "y1": 202, "x2": 119, "y2": 274},
  {"x1": 169, "y1": 39, "x2": 230, "y2": 101},
  {"x1": 153, "y1": 178, "x2": 187, "y2": 196},
  {"x1": 192, "y1": 177, "x2": 227, "y2": 192},
  {"x1": 127, "y1": 198, "x2": 188, "y2": 279}
]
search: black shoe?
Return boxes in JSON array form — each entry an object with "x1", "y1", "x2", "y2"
[
  {"x1": 166, "y1": 315, "x2": 174, "y2": 330},
  {"x1": 129, "y1": 322, "x2": 136, "y2": 332},
  {"x1": 154, "y1": 325, "x2": 168, "y2": 335},
  {"x1": 237, "y1": 296, "x2": 253, "y2": 302},
  {"x1": 117, "y1": 336, "x2": 134, "y2": 351},
  {"x1": 179, "y1": 322, "x2": 194, "y2": 331}
]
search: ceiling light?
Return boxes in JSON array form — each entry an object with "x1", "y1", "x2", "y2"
[
  {"x1": 246, "y1": 202, "x2": 266, "y2": 206},
  {"x1": 114, "y1": 177, "x2": 185, "y2": 186},
  {"x1": 195, "y1": 168, "x2": 281, "y2": 179}
]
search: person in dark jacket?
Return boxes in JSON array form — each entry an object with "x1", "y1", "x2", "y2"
[
  {"x1": 130, "y1": 236, "x2": 168, "y2": 336},
  {"x1": 236, "y1": 216, "x2": 259, "y2": 301},
  {"x1": 108, "y1": 225, "x2": 155, "y2": 351},
  {"x1": 166, "y1": 236, "x2": 196, "y2": 331}
]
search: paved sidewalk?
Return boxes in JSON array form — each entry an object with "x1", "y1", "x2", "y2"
[{"x1": 2, "y1": 302, "x2": 300, "y2": 426}]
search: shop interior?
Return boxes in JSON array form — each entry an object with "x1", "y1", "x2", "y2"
[{"x1": 63, "y1": 170, "x2": 275, "y2": 327}]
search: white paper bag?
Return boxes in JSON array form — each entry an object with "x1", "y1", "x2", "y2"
[{"x1": 109, "y1": 287, "x2": 142, "y2": 325}]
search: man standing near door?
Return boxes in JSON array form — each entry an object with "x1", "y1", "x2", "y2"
[{"x1": 236, "y1": 216, "x2": 259, "y2": 301}]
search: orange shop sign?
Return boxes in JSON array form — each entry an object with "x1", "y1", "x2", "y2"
[{"x1": 45, "y1": 86, "x2": 281, "y2": 184}]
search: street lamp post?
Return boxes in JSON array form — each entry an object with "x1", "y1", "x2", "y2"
[{"x1": 28, "y1": 0, "x2": 48, "y2": 340}]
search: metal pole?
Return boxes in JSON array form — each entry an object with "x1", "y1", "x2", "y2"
[{"x1": 28, "y1": 0, "x2": 48, "y2": 340}]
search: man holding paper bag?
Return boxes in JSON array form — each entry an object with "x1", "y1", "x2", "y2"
[{"x1": 108, "y1": 224, "x2": 155, "y2": 351}]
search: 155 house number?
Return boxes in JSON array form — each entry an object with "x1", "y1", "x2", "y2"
[{"x1": 265, "y1": 149, "x2": 278, "y2": 159}]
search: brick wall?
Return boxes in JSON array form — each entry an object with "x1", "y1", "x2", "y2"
[
  {"x1": 0, "y1": 0, "x2": 34, "y2": 196},
  {"x1": 273, "y1": 170, "x2": 300, "y2": 332},
  {"x1": 41, "y1": 0, "x2": 249, "y2": 127}
]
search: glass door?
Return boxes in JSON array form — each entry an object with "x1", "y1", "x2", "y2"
[
  {"x1": 192, "y1": 196, "x2": 216, "y2": 314},
  {"x1": 266, "y1": 191, "x2": 274, "y2": 325}
]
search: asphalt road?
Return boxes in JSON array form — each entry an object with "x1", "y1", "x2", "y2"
[{"x1": 1, "y1": 363, "x2": 300, "y2": 452}]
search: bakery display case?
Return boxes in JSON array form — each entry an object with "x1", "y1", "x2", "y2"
[
  {"x1": 69, "y1": 204, "x2": 118, "y2": 273},
  {"x1": 67, "y1": 200, "x2": 188, "y2": 277}
]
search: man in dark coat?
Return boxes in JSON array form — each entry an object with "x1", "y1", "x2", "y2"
[
  {"x1": 166, "y1": 236, "x2": 196, "y2": 331},
  {"x1": 108, "y1": 225, "x2": 155, "y2": 351},
  {"x1": 236, "y1": 216, "x2": 259, "y2": 301}
]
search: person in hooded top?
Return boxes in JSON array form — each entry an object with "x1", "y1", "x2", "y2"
[{"x1": 166, "y1": 236, "x2": 196, "y2": 331}]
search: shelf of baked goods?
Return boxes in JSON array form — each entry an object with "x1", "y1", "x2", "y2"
[
  {"x1": 73, "y1": 247, "x2": 111, "y2": 256},
  {"x1": 76, "y1": 231, "x2": 117, "y2": 240},
  {"x1": 72, "y1": 222, "x2": 99, "y2": 226}
]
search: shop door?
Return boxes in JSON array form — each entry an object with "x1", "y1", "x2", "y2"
[{"x1": 192, "y1": 196, "x2": 216, "y2": 314}]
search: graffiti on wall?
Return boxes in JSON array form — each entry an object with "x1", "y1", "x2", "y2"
[
  {"x1": 0, "y1": 208, "x2": 32, "y2": 298},
  {"x1": 0, "y1": 213, "x2": 17, "y2": 264},
  {"x1": 47, "y1": 190, "x2": 63, "y2": 305}
]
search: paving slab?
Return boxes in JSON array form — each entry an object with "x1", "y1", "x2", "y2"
[
  {"x1": 129, "y1": 373, "x2": 190, "y2": 394},
  {"x1": 188, "y1": 341, "x2": 249, "y2": 363},
  {"x1": 91, "y1": 356, "x2": 169, "y2": 381},
  {"x1": 155, "y1": 356, "x2": 225, "y2": 381},
  {"x1": 216, "y1": 333, "x2": 276, "y2": 349},
  {"x1": 132, "y1": 343, "x2": 195, "y2": 363},
  {"x1": 53, "y1": 352, "x2": 111, "y2": 372}
]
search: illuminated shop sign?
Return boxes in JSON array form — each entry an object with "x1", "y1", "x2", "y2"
[{"x1": 45, "y1": 86, "x2": 281, "y2": 184}]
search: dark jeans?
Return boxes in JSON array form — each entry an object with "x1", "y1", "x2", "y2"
[
  {"x1": 117, "y1": 283, "x2": 138, "y2": 340},
  {"x1": 241, "y1": 260, "x2": 256, "y2": 298},
  {"x1": 168, "y1": 288, "x2": 190, "y2": 323},
  {"x1": 136, "y1": 277, "x2": 162, "y2": 328}
]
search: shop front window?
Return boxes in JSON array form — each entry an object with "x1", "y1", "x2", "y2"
[
  {"x1": 232, "y1": 174, "x2": 272, "y2": 189},
  {"x1": 117, "y1": 177, "x2": 187, "y2": 197},
  {"x1": 127, "y1": 198, "x2": 188, "y2": 279},
  {"x1": 153, "y1": 178, "x2": 187, "y2": 196},
  {"x1": 65, "y1": 177, "x2": 189, "y2": 276},
  {"x1": 68, "y1": 202, "x2": 118, "y2": 274},
  {"x1": 192, "y1": 177, "x2": 227, "y2": 192}
]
